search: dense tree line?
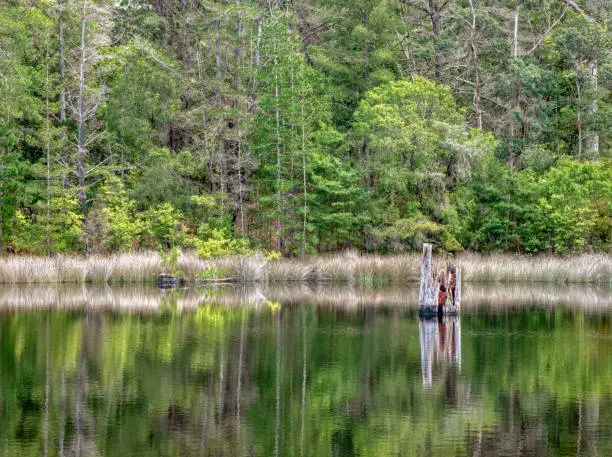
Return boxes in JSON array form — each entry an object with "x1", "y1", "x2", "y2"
[{"x1": 0, "y1": 0, "x2": 609, "y2": 255}]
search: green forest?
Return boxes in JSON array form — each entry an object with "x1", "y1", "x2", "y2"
[{"x1": 0, "y1": 0, "x2": 610, "y2": 256}]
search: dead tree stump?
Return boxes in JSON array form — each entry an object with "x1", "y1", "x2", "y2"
[{"x1": 418, "y1": 243, "x2": 461, "y2": 316}]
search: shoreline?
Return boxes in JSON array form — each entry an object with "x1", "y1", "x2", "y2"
[{"x1": 0, "y1": 251, "x2": 609, "y2": 285}]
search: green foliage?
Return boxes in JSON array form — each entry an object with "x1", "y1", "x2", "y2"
[
  {"x1": 0, "y1": 0, "x2": 608, "y2": 256},
  {"x1": 196, "y1": 266, "x2": 225, "y2": 279},
  {"x1": 141, "y1": 203, "x2": 190, "y2": 249},
  {"x1": 99, "y1": 177, "x2": 143, "y2": 252},
  {"x1": 160, "y1": 246, "x2": 181, "y2": 275},
  {"x1": 11, "y1": 192, "x2": 83, "y2": 254},
  {"x1": 461, "y1": 158, "x2": 611, "y2": 253},
  {"x1": 196, "y1": 230, "x2": 251, "y2": 259},
  {"x1": 265, "y1": 250, "x2": 281, "y2": 261}
]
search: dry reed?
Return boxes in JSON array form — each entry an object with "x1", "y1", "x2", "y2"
[{"x1": 0, "y1": 251, "x2": 608, "y2": 285}]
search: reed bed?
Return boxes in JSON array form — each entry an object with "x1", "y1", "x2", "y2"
[
  {"x1": 457, "y1": 252, "x2": 612, "y2": 284},
  {"x1": 0, "y1": 251, "x2": 609, "y2": 284}
]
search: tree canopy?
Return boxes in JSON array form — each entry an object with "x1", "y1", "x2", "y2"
[{"x1": 0, "y1": 0, "x2": 609, "y2": 255}]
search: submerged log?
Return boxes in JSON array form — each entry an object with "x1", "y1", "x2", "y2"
[
  {"x1": 418, "y1": 243, "x2": 461, "y2": 316},
  {"x1": 158, "y1": 273, "x2": 180, "y2": 289}
]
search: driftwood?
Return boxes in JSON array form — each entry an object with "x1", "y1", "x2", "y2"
[
  {"x1": 158, "y1": 273, "x2": 181, "y2": 289},
  {"x1": 418, "y1": 243, "x2": 461, "y2": 316}
]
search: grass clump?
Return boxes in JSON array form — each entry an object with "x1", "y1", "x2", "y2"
[{"x1": 0, "y1": 251, "x2": 608, "y2": 285}]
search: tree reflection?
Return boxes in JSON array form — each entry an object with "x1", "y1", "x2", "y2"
[
  {"x1": 419, "y1": 316, "x2": 461, "y2": 386},
  {"x1": 0, "y1": 305, "x2": 610, "y2": 457}
]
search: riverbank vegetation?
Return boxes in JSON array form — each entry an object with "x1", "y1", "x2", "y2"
[
  {"x1": 0, "y1": 251, "x2": 609, "y2": 284},
  {"x1": 0, "y1": 1, "x2": 610, "y2": 258}
]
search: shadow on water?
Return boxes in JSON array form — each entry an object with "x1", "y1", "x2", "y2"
[{"x1": 0, "y1": 283, "x2": 610, "y2": 456}]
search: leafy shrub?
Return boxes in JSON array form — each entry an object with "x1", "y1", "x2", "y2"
[{"x1": 196, "y1": 230, "x2": 251, "y2": 258}]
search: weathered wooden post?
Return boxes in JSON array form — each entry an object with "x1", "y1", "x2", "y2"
[
  {"x1": 418, "y1": 243, "x2": 460, "y2": 316},
  {"x1": 419, "y1": 243, "x2": 438, "y2": 315}
]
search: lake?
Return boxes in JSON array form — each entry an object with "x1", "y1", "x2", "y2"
[{"x1": 0, "y1": 284, "x2": 610, "y2": 457}]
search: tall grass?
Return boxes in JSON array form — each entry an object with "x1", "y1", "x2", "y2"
[{"x1": 0, "y1": 251, "x2": 609, "y2": 284}]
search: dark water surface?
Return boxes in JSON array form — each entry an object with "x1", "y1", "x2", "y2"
[{"x1": 0, "y1": 285, "x2": 611, "y2": 457}]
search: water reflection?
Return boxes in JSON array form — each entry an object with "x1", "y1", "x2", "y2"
[
  {"x1": 0, "y1": 282, "x2": 609, "y2": 312},
  {"x1": 419, "y1": 316, "x2": 461, "y2": 386},
  {"x1": 0, "y1": 292, "x2": 611, "y2": 457}
]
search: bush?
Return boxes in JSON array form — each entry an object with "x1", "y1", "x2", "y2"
[{"x1": 196, "y1": 230, "x2": 251, "y2": 258}]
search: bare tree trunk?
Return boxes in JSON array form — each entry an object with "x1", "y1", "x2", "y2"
[
  {"x1": 468, "y1": 0, "x2": 482, "y2": 129},
  {"x1": 77, "y1": 0, "x2": 88, "y2": 215},
  {"x1": 215, "y1": 19, "x2": 221, "y2": 79},
  {"x1": 364, "y1": 140, "x2": 371, "y2": 187},
  {"x1": 586, "y1": 60, "x2": 599, "y2": 154},
  {"x1": 59, "y1": 2, "x2": 66, "y2": 122},
  {"x1": 363, "y1": 10, "x2": 369, "y2": 88},
  {"x1": 301, "y1": 99, "x2": 307, "y2": 256},
  {"x1": 45, "y1": 41, "x2": 52, "y2": 255},
  {"x1": 219, "y1": 138, "x2": 227, "y2": 195},
  {"x1": 577, "y1": 79, "x2": 583, "y2": 161},
  {"x1": 201, "y1": 111, "x2": 214, "y2": 192},
  {"x1": 234, "y1": 5, "x2": 243, "y2": 110},
  {"x1": 255, "y1": 18, "x2": 262, "y2": 69},
  {"x1": 0, "y1": 148, "x2": 4, "y2": 256},
  {"x1": 395, "y1": 32, "x2": 416, "y2": 80},
  {"x1": 274, "y1": 36, "x2": 283, "y2": 252},
  {"x1": 428, "y1": 0, "x2": 443, "y2": 81},
  {"x1": 238, "y1": 141, "x2": 246, "y2": 236},
  {"x1": 513, "y1": 1, "x2": 520, "y2": 58}
]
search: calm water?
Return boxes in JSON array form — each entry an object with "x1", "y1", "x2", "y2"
[{"x1": 0, "y1": 285, "x2": 611, "y2": 457}]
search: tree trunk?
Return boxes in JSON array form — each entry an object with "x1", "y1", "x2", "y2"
[
  {"x1": 576, "y1": 79, "x2": 583, "y2": 161},
  {"x1": 301, "y1": 97, "x2": 307, "y2": 256},
  {"x1": 513, "y1": 1, "x2": 520, "y2": 58},
  {"x1": 59, "y1": 2, "x2": 66, "y2": 122},
  {"x1": 363, "y1": 10, "x2": 369, "y2": 88},
  {"x1": 586, "y1": 60, "x2": 598, "y2": 154},
  {"x1": 215, "y1": 19, "x2": 222, "y2": 81},
  {"x1": 45, "y1": 41, "x2": 51, "y2": 254},
  {"x1": 274, "y1": 37, "x2": 283, "y2": 252},
  {"x1": 234, "y1": 6, "x2": 242, "y2": 109},
  {"x1": 238, "y1": 141, "x2": 246, "y2": 236},
  {"x1": 77, "y1": 0, "x2": 88, "y2": 215},
  {"x1": 468, "y1": 0, "x2": 482, "y2": 129},
  {"x1": 428, "y1": 0, "x2": 443, "y2": 81}
]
